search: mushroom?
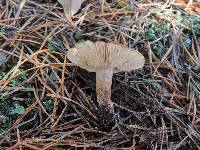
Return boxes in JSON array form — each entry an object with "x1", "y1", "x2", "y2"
[{"x1": 67, "y1": 41, "x2": 145, "y2": 113}]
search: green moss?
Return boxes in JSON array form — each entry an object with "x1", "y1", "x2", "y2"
[
  {"x1": 183, "y1": 15, "x2": 200, "y2": 35},
  {"x1": 43, "y1": 98, "x2": 54, "y2": 113},
  {"x1": 11, "y1": 104, "x2": 25, "y2": 115},
  {"x1": 145, "y1": 28, "x2": 156, "y2": 41},
  {"x1": 175, "y1": 11, "x2": 200, "y2": 35},
  {"x1": 47, "y1": 40, "x2": 63, "y2": 52},
  {"x1": 145, "y1": 25, "x2": 169, "y2": 59},
  {"x1": 145, "y1": 25, "x2": 170, "y2": 42},
  {"x1": 182, "y1": 33, "x2": 192, "y2": 49},
  {"x1": 1, "y1": 117, "x2": 12, "y2": 131},
  {"x1": 0, "y1": 72, "x2": 6, "y2": 80},
  {"x1": 0, "y1": 69, "x2": 29, "y2": 87},
  {"x1": 152, "y1": 42, "x2": 165, "y2": 59}
]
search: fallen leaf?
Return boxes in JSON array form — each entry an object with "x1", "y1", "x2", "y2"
[{"x1": 58, "y1": 0, "x2": 85, "y2": 16}]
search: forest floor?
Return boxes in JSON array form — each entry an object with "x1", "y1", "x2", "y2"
[{"x1": 0, "y1": 0, "x2": 200, "y2": 149}]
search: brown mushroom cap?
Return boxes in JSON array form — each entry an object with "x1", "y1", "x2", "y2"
[{"x1": 67, "y1": 41, "x2": 145, "y2": 73}]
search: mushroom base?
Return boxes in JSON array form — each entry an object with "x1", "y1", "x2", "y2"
[{"x1": 95, "y1": 104, "x2": 115, "y2": 131}]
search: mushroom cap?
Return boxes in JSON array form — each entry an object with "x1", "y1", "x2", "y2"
[{"x1": 67, "y1": 41, "x2": 145, "y2": 73}]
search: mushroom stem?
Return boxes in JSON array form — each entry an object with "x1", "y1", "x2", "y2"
[{"x1": 96, "y1": 68, "x2": 114, "y2": 112}]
